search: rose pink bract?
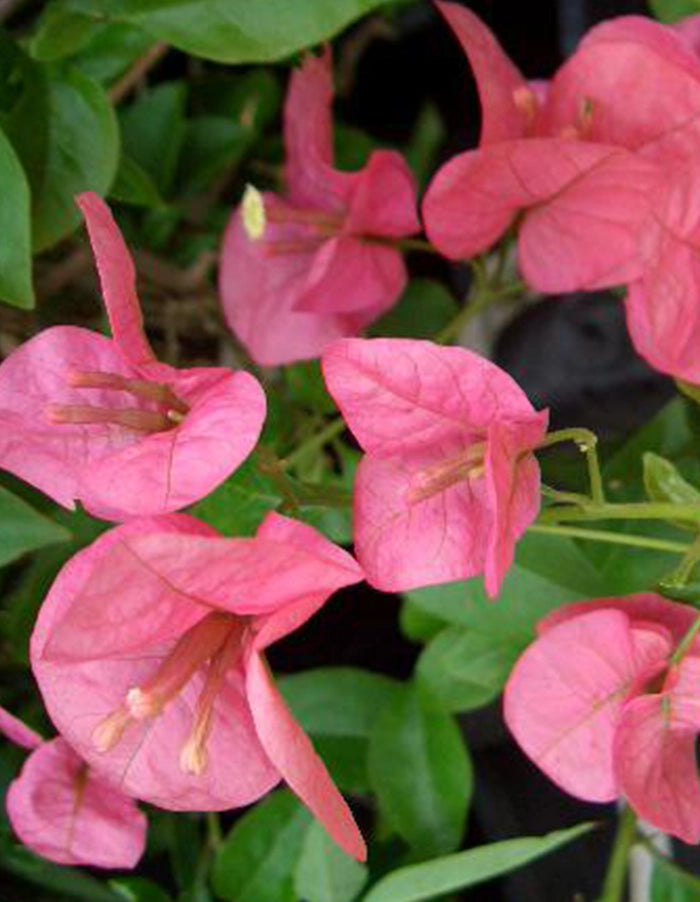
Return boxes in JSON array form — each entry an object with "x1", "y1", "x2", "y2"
[
  {"x1": 219, "y1": 49, "x2": 419, "y2": 366},
  {"x1": 31, "y1": 512, "x2": 366, "y2": 861},
  {"x1": 504, "y1": 595, "x2": 700, "y2": 842},
  {"x1": 0, "y1": 704, "x2": 146, "y2": 868},
  {"x1": 0, "y1": 192, "x2": 266, "y2": 521},
  {"x1": 424, "y1": 3, "x2": 700, "y2": 385},
  {"x1": 322, "y1": 337, "x2": 548, "y2": 598}
]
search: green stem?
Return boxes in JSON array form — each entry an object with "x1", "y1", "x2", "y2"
[
  {"x1": 663, "y1": 531, "x2": 700, "y2": 588},
  {"x1": 540, "y1": 501, "x2": 700, "y2": 526},
  {"x1": 283, "y1": 417, "x2": 346, "y2": 470},
  {"x1": 671, "y1": 611, "x2": 700, "y2": 664},
  {"x1": 537, "y1": 428, "x2": 605, "y2": 504},
  {"x1": 206, "y1": 811, "x2": 223, "y2": 852},
  {"x1": 598, "y1": 806, "x2": 637, "y2": 902},
  {"x1": 529, "y1": 523, "x2": 690, "y2": 554},
  {"x1": 397, "y1": 237, "x2": 438, "y2": 253}
]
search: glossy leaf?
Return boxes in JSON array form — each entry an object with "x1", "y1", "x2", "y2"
[
  {"x1": 30, "y1": 7, "x2": 96, "y2": 61},
  {"x1": 279, "y1": 668, "x2": 402, "y2": 793},
  {"x1": 643, "y1": 452, "x2": 700, "y2": 529},
  {"x1": 120, "y1": 81, "x2": 186, "y2": 196},
  {"x1": 647, "y1": 0, "x2": 700, "y2": 23},
  {"x1": 110, "y1": 153, "x2": 163, "y2": 206},
  {"x1": 417, "y1": 627, "x2": 517, "y2": 713},
  {"x1": 0, "y1": 127, "x2": 33, "y2": 308},
  {"x1": 651, "y1": 857, "x2": 700, "y2": 901},
  {"x1": 212, "y1": 791, "x2": 311, "y2": 902},
  {"x1": 362, "y1": 824, "x2": 593, "y2": 902},
  {"x1": 63, "y1": 0, "x2": 407, "y2": 64},
  {"x1": 404, "y1": 532, "x2": 606, "y2": 632},
  {"x1": 32, "y1": 65, "x2": 119, "y2": 250},
  {"x1": 367, "y1": 687, "x2": 472, "y2": 857},
  {"x1": 295, "y1": 821, "x2": 368, "y2": 902},
  {"x1": 0, "y1": 485, "x2": 70, "y2": 567},
  {"x1": 191, "y1": 458, "x2": 281, "y2": 537}
]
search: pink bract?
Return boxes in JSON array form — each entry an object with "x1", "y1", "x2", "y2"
[
  {"x1": 423, "y1": 3, "x2": 662, "y2": 295},
  {"x1": 0, "y1": 704, "x2": 146, "y2": 868},
  {"x1": 0, "y1": 192, "x2": 266, "y2": 521},
  {"x1": 424, "y1": 3, "x2": 700, "y2": 385},
  {"x1": 322, "y1": 337, "x2": 547, "y2": 598},
  {"x1": 32, "y1": 512, "x2": 366, "y2": 861},
  {"x1": 219, "y1": 49, "x2": 419, "y2": 366},
  {"x1": 505, "y1": 595, "x2": 700, "y2": 842}
]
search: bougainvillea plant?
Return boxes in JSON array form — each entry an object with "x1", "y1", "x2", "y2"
[{"x1": 3, "y1": 1, "x2": 700, "y2": 901}]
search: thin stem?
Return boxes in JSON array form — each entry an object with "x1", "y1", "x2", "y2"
[
  {"x1": 671, "y1": 612, "x2": 700, "y2": 664},
  {"x1": 537, "y1": 427, "x2": 605, "y2": 504},
  {"x1": 206, "y1": 811, "x2": 223, "y2": 852},
  {"x1": 598, "y1": 805, "x2": 637, "y2": 902},
  {"x1": 397, "y1": 237, "x2": 439, "y2": 254},
  {"x1": 108, "y1": 41, "x2": 169, "y2": 103},
  {"x1": 662, "y1": 531, "x2": 700, "y2": 589},
  {"x1": 529, "y1": 524, "x2": 690, "y2": 554},
  {"x1": 283, "y1": 417, "x2": 346, "y2": 470},
  {"x1": 540, "y1": 501, "x2": 700, "y2": 526}
]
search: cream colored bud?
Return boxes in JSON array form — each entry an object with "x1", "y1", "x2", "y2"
[{"x1": 242, "y1": 184, "x2": 266, "y2": 241}]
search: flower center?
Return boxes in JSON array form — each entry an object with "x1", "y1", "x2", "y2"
[
  {"x1": 92, "y1": 612, "x2": 246, "y2": 775},
  {"x1": 47, "y1": 370, "x2": 189, "y2": 433},
  {"x1": 559, "y1": 96, "x2": 595, "y2": 140},
  {"x1": 242, "y1": 183, "x2": 344, "y2": 256},
  {"x1": 407, "y1": 442, "x2": 487, "y2": 504},
  {"x1": 513, "y1": 86, "x2": 539, "y2": 131}
]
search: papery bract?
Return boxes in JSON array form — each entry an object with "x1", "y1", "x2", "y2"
[
  {"x1": 425, "y1": 3, "x2": 700, "y2": 384},
  {"x1": 505, "y1": 594, "x2": 700, "y2": 843},
  {"x1": 322, "y1": 337, "x2": 547, "y2": 597},
  {"x1": 32, "y1": 512, "x2": 366, "y2": 860},
  {"x1": 219, "y1": 49, "x2": 419, "y2": 366},
  {"x1": 422, "y1": 2, "x2": 662, "y2": 295},
  {"x1": 0, "y1": 704, "x2": 146, "y2": 868},
  {"x1": 0, "y1": 192, "x2": 265, "y2": 520}
]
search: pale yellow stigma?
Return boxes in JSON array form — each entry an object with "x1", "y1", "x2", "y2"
[{"x1": 242, "y1": 184, "x2": 266, "y2": 240}]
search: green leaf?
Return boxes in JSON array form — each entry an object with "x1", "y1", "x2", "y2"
[
  {"x1": 0, "y1": 485, "x2": 70, "y2": 567},
  {"x1": 361, "y1": 824, "x2": 593, "y2": 902},
  {"x1": 212, "y1": 791, "x2": 311, "y2": 902},
  {"x1": 643, "y1": 451, "x2": 700, "y2": 518},
  {"x1": 120, "y1": 81, "x2": 186, "y2": 196},
  {"x1": 73, "y1": 22, "x2": 154, "y2": 84},
  {"x1": 110, "y1": 877, "x2": 173, "y2": 902},
  {"x1": 0, "y1": 830, "x2": 119, "y2": 902},
  {"x1": 31, "y1": 65, "x2": 119, "y2": 250},
  {"x1": 177, "y1": 115, "x2": 250, "y2": 194},
  {"x1": 295, "y1": 821, "x2": 368, "y2": 902},
  {"x1": 367, "y1": 686, "x2": 472, "y2": 857},
  {"x1": 399, "y1": 601, "x2": 445, "y2": 644},
  {"x1": 651, "y1": 856, "x2": 700, "y2": 900},
  {"x1": 0, "y1": 127, "x2": 34, "y2": 308},
  {"x1": 371, "y1": 279, "x2": 458, "y2": 339},
  {"x1": 191, "y1": 457, "x2": 281, "y2": 536},
  {"x1": 110, "y1": 152, "x2": 163, "y2": 206},
  {"x1": 30, "y1": 5, "x2": 96, "y2": 61},
  {"x1": 404, "y1": 103, "x2": 445, "y2": 189},
  {"x1": 64, "y1": 0, "x2": 405, "y2": 63},
  {"x1": 648, "y1": 0, "x2": 699, "y2": 23},
  {"x1": 404, "y1": 531, "x2": 607, "y2": 633},
  {"x1": 279, "y1": 668, "x2": 402, "y2": 793},
  {"x1": 417, "y1": 627, "x2": 518, "y2": 713}
]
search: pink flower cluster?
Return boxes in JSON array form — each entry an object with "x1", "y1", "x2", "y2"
[
  {"x1": 4, "y1": 0, "x2": 700, "y2": 873},
  {"x1": 506, "y1": 596, "x2": 700, "y2": 842},
  {"x1": 422, "y1": 3, "x2": 700, "y2": 386}
]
